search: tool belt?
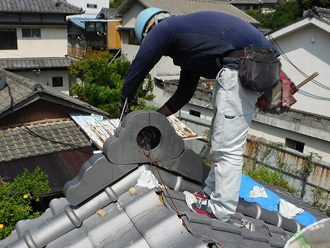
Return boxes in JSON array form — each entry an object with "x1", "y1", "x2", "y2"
[{"x1": 236, "y1": 46, "x2": 281, "y2": 92}]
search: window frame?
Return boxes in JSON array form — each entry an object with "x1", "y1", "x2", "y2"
[
  {"x1": 52, "y1": 77, "x2": 63, "y2": 87},
  {"x1": 87, "y1": 3, "x2": 97, "y2": 8},
  {"x1": 22, "y1": 28, "x2": 41, "y2": 38},
  {"x1": 285, "y1": 138, "x2": 305, "y2": 153}
]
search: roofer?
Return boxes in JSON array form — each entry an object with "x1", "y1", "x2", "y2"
[{"x1": 120, "y1": 9, "x2": 284, "y2": 222}]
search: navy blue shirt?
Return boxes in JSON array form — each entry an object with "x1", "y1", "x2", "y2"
[{"x1": 122, "y1": 11, "x2": 274, "y2": 114}]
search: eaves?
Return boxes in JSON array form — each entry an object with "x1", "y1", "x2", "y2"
[
  {"x1": 268, "y1": 16, "x2": 330, "y2": 40},
  {"x1": 0, "y1": 90, "x2": 108, "y2": 120}
]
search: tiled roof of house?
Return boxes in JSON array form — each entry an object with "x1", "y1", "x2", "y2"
[
  {"x1": 96, "y1": 7, "x2": 117, "y2": 19},
  {"x1": 0, "y1": 69, "x2": 108, "y2": 118},
  {"x1": 305, "y1": 6, "x2": 330, "y2": 25},
  {"x1": 0, "y1": 119, "x2": 91, "y2": 162},
  {"x1": 0, "y1": 57, "x2": 75, "y2": 70},
  {"x1": 1, "y1": 111, "x2": 326, "y2": 248},
  {"x1": 115, "y1": 0, "x2": 258, "y2": 24},
  {"x1": 0, "y1": 0, "x2": 83, "y2": 14}
]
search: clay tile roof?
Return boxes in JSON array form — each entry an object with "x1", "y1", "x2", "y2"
[{"x1": 0, "y1": 0, "x2": 82, "y2": 14}]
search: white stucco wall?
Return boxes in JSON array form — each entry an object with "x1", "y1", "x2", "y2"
[
  {"x1": 270, "y1": 22, "x2": 330, "y2": 118},
  {"x1": 15, "y1": 70, "x2": 71, "y2": 95},
  {"x1": 66, "y1": 0, "x2": 109, "y2": 18},
  {"x1": 0, "y1": 26, "x2": 67, "y2": 58}
]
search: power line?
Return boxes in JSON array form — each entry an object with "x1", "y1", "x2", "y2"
[{"x1": 268, "y1": 34, "x2": 330, "y2": 91}]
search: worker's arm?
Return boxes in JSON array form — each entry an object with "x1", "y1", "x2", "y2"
[
  {"x1": 162, "y1": 69, "x2": 200, "y2": 115},
  {"x1": 121, "y1": 21, "x2": 173, "y2": 102}
]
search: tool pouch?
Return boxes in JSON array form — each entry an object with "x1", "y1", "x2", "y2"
[{"x1": 239, "y1": 46, "x2": 281, "y2": 92}]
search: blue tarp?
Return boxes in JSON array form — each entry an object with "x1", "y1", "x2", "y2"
[{"x1": 239, "y1": 174, "x2": 317, "y2": 227}]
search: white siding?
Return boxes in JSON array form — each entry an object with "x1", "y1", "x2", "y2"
[{"x1": 0, "y1": 26, "x2": 67, "y2": 58}]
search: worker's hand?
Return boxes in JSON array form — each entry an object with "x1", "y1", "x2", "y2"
[
  {"x1": 156, "y1": 104, "x2": 173, "y2": 117},
  {"x1": 118, "y1": 97, "x2": 131, "y2": 120}
]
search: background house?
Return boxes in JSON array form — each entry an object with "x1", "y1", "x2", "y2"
[
  {"x1": 66, "y1": 0, "x2": 109, "y2": 18},
  {"x1": 0, "y1": 0, "x2": 83, "y2": 95},
  {"x1": 67, "y1": 8, "x2": 121, "y2": 58},
  {"x1": 0, "y1": 69, "x2": 108, "y2": 194},
  {"x1": 230, "y1": 0, "x2": 279, "y2": 13}
]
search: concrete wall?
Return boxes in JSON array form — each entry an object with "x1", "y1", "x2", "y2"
[
  {"x1": 0, "y1": 26, "x2": 67, "y2": 58},
  {"x1": 270, "y1": 22, "x2": 330, "y2": 117}
]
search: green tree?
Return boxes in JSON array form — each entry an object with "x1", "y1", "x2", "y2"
[
  {"x1": 110, "y1": 0, "x2": 125, "y2": 8},
  {"x1": 0, "y1": 167, "x2": 51, "y2": 239},
  {"x1": 69, "y1": 51, "x2": 155, "y2": 118},
  {"x1": 297, "y1": 0, "x2": 330, "y2": 9},
  {"x1": 247, "y1": 0, "x2": 329, "y2": 31},
  {"x1": 246, "y1": 1, "x2": 302, "y2": 30}
]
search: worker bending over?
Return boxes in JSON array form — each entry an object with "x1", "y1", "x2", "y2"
[{"x1": 120, "y1": 9, "x2": 279, "y2": 222}]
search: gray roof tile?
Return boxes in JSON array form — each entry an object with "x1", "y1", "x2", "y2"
[
  {"x1": 115, "y1": 0, "x2": 258, "y2": 24},
  {"x1": 231, "y1": 0, "x2": 277, "y2": 3},
  {"x1": 96, "y1": 7, "x2": 116, "y2": 19},
  {"x1": 305, "y1": 6, "x2": 330, "y2": 25},
  {"x1": 0, "y1": 57, "x2": 75, "y2": 70},
  {"x1": 0, "y1": 0, "x2": 82, "y2": 14},
  {"x1": 0, "y1": 119, "x2": 91, "y2": 162}
]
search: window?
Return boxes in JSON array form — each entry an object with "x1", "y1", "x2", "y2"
[
  {"x1": 52, "y1": 77, "x2": 63, "y2": 87},
  {"x1": 129, "y1": 30, "x2": 139, "y2": 45},
  {"x1": 0, "y1": 28, "x2": 17, "y2": 50},
  {"x1": 87, "y1": 3, "x2": 97, "y2": 8},
  {"x1": 285, "y1": 138, "x2": 305, "y2": 153},
  {"x1": 189, "y1": 109, "x2": 201, "y2": 117},
  {"x1": 85, "y1": 22, "x2": 104, "y2": 32},
  {"x1": 22, "y1": 28, "x2": 41, "y2": 38}
]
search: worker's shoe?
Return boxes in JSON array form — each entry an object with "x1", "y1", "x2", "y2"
[
  {"x1": 184, "y1": 191, "x2": 216, "y2": 219},
  {"x1": 194, "y1": 190, "x2": 210, "y2": 199},
  {"x1": 191, "y1": 201, "x2": 216, "y2": 219}
]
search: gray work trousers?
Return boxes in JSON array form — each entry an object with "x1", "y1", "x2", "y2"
[{"x1": 203, "y1": 67, "x2": 261, "y2": 221}]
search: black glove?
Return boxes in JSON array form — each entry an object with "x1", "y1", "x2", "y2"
[{"x1": 118, "y1": 97, "x2": 131, "y2": 120}]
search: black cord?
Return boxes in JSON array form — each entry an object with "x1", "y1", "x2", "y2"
[{"x1": 4, "y1": 76, "x2": 93, "y2": 154}]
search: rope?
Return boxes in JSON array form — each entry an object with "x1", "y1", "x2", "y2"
[{"x1": 138, "y1": 135, "x2": 188, "y2": 229}]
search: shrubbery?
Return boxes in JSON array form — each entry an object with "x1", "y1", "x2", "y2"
[{"x1": 0, "y1": 167, "x2": 50, "y2": 239}]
